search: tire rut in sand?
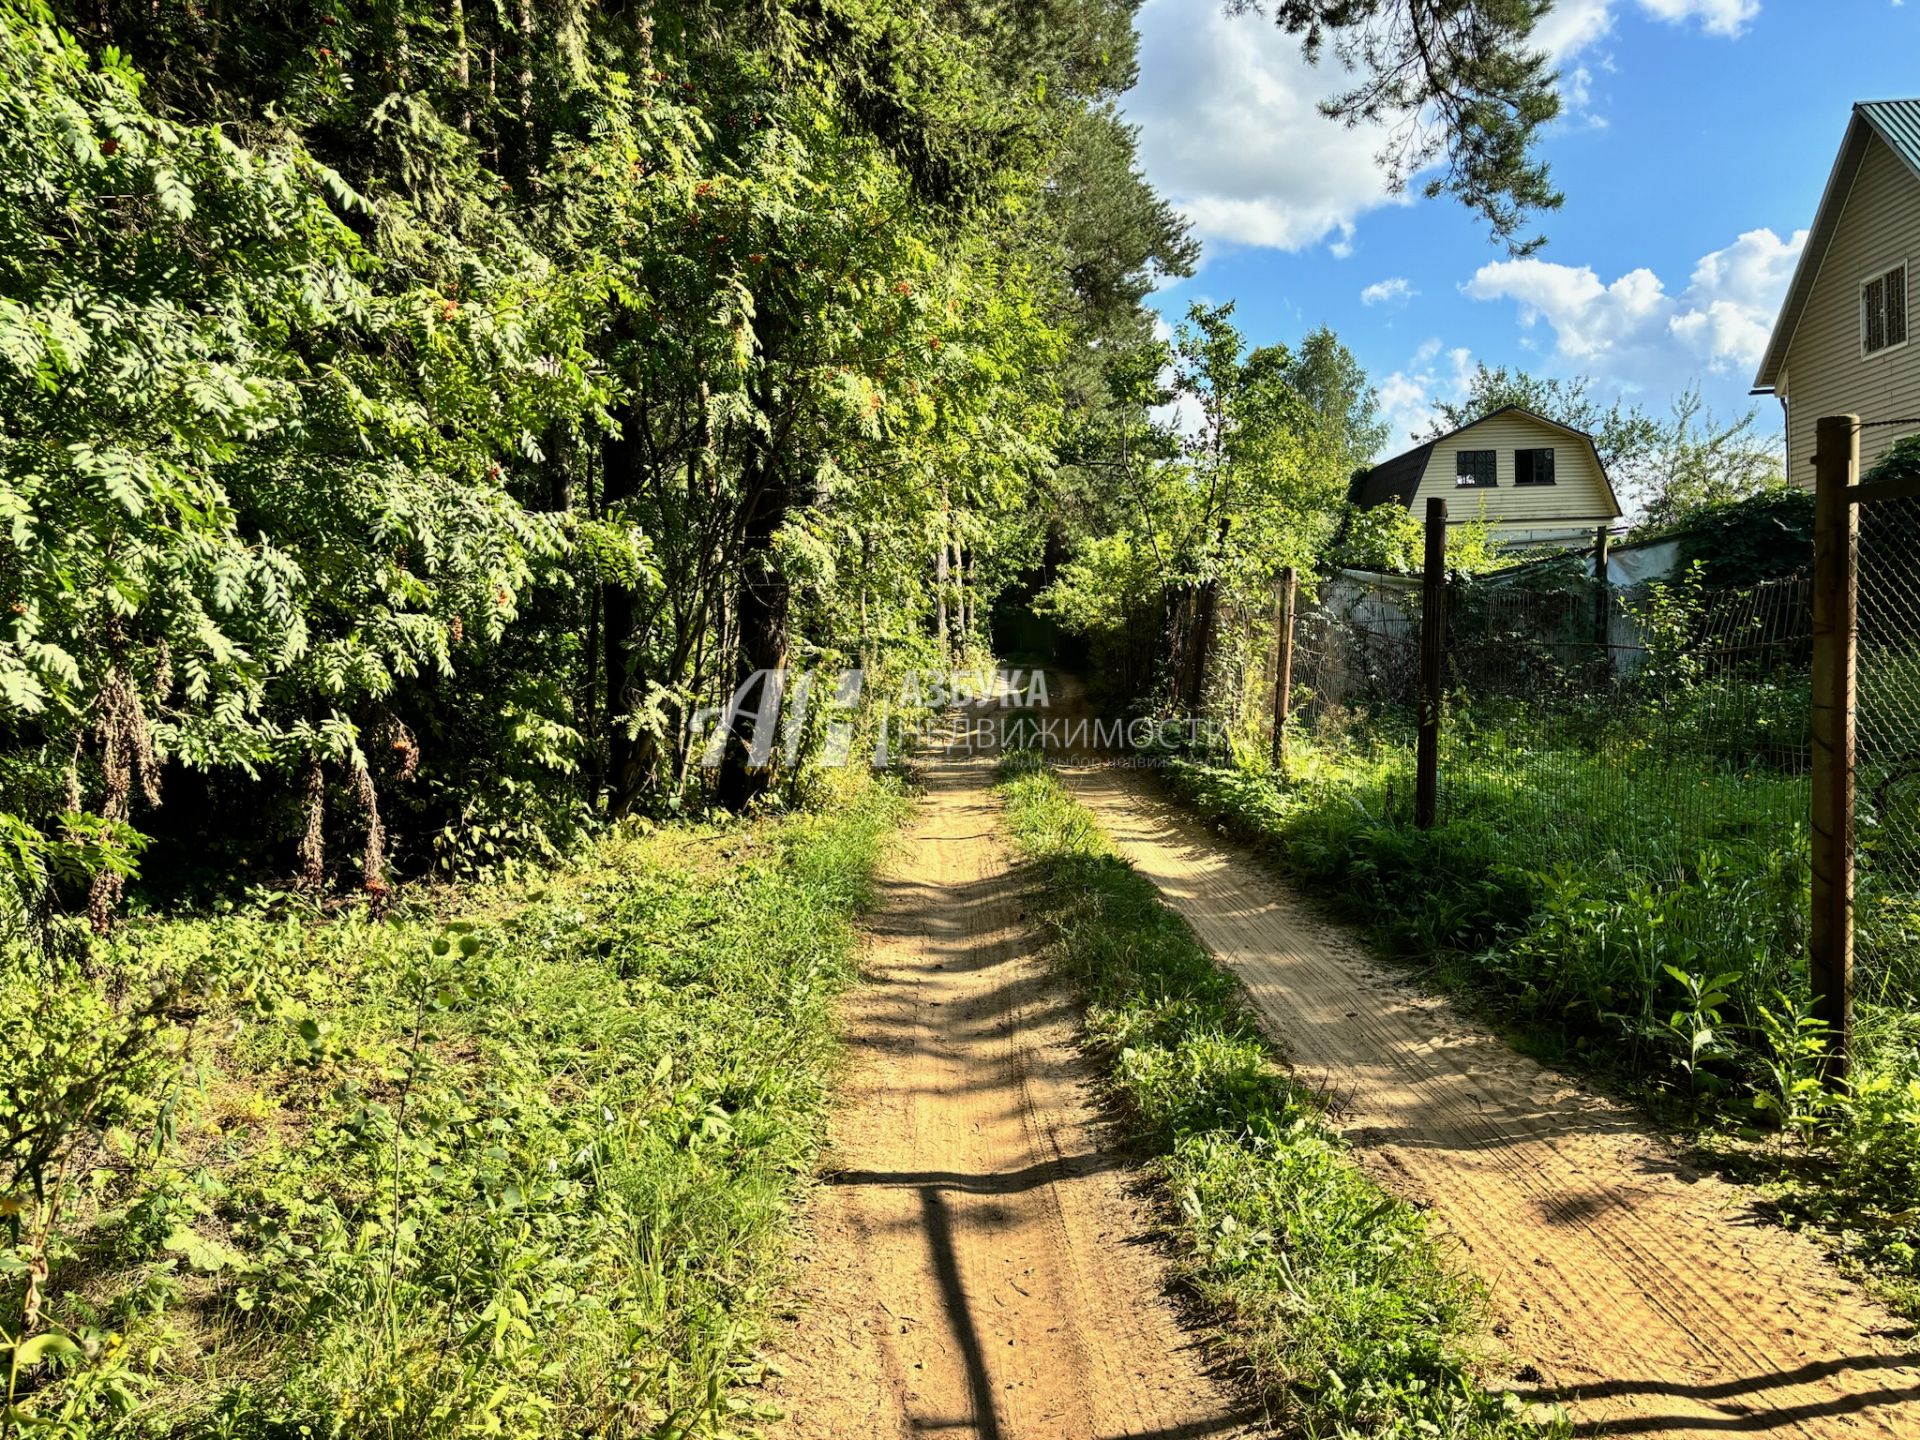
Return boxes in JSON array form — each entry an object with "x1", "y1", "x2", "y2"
[
  {"x1": 1062, "y1": 761, "x2": 1920, "y2": 1440},
  {"x1": 762, "y1": 740, "x2": 1261, "y2": 1440}
]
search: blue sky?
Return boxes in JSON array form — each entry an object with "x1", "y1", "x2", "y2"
[{"x1": 1123, "y1": 0, "x2": 1919, "y2": 455}]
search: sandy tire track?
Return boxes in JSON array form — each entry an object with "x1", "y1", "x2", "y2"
[
  {"x1": 761, "y1": 727, "x2": 1261, "y2": 1440},
  {"x1": 1061, "y1": 758, "x2": 1920, "y2": 1439}
]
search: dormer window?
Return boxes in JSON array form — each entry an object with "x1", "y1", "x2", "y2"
[
  {"x1": 1863, "y1": 262, "x2": 1908, "y2": 356},
  {"x1": 1454, "y1": 449, "x2": 1496, "y2": 487}
]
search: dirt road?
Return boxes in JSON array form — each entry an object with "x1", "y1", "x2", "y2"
[
  {"x1": 1061, "y1": 761, "x2": 1920, "y2": 1439},
  {"x1": 763, "y1": 733, "x2": 1260, "y2": 1440}
]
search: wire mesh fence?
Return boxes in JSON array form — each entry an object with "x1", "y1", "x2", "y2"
[
  {"x1": 1293, "y1": 571, "x2": 1423, "y2": 724},
  {"x1": 1201, "y1": 555, "x2": 1821, "y2": 977},
  {"x1": 1191, "y1": 419, "x2": 1920, "y2": 1070},
  {"x1": 1202, "y1": 523, "x2": 1920, "y2": 985},
  {"x1": 1207, "y1": 573, "x2": 1414, "y2": 752},
  {"x1": 1854, "y1": 491, "x2": 1920, "y2": 1002},
  {"x1": 1437, "y1": 569, "x2": 1813, "y2": 875}
]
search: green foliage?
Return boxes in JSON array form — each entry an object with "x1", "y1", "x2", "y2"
[
  {"x1": 1330, "y1": 502, "x2": 1508, "y2": 576},
  {"x1": 1284, "y1": 325, "x2": 1392, "y2": 476},
  {"x1": 1331, "y1": 503, "x2": 1428, "y2": 573},
  {"x1": 1039, "y1": 303, "x2": 1365, "y2": 702},
  {"x1": 0, "y1": 0, "x2": 1086, "y2": 911},
  {"x1": 997, "y1": 754, "x2": 1559, "y2": 1440},
  {"x1": 1668, "y1": 487, "x2": 1814, "y2": 590},
  {"x1": 0, "y1": 771, "x2": 910, "y2": 1434},
  {"x1": 0, "y1": 0, "x2": 600, "y2": 911},
  {"x1": 1634, "y1": 389, "x2": 1787, "y2": 532},
  {"x1": 1867, "y1": 435, "x2": 1920, "y2": 490},
  {"x1": 1161, "y1": 726, "x2": 1920, "y2": 1321}
]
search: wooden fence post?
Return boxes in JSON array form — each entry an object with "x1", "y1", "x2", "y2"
[
  {"x1": 1811, "y1": 413, "x2": 1859, "y2": 1082},
  {"x1": 1593, "y1": 524, "x2": 1612, "y2": 658},
  {"x1": 1416, "y1": 497, "x2": 1445, "y2": 829},
  {"x1": 1270, "y1": 566, "x2": 1297, "y2": 768}
]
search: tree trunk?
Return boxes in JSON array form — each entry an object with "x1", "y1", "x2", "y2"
[
  {"x1": 1184, "y1": 516, "x2": 1232, "y2": 716},
  {"x1": 935, "y1": 522, "x2": 950, "y2": 658},
  {"x1": 600, "y1": 412, "x2": 645, "y2": 815},
  {"x1": 1187, "y1": 579, "x2": 1217, "y2": 715},
  {"x1": 515, "y1": 0, "x2": 534, "y2": 172},
  {"x1": 715, "y1": 447, "x2": 792, "y2": 810},
  {"x1": 451, "y1": 0, "x2": 471, "y2": 133},
  {"x1": 713, "y1": 302, "x2": 799, "y2": 812},
  {"x1": 958, "y1": 546, "x2": 971, "y2": 642}
]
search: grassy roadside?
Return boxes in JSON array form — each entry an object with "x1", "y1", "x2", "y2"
[
  {"x1": 1154, "y1": 751, "x2": 1920, "y2": 1324},
  {"x1": 6, "y1": 774, "x2": 911, "y2": 1437},
  {"x1": 994, "y1": 752, "x2": 1560, "y2": 1440}
]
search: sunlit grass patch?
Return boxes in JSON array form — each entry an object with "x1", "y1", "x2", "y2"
[{"x1": 4, "y1": 773, "x2": 911, "y2": 1437}]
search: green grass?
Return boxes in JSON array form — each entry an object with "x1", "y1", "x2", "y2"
[
  {"x1": 1157, "y1": 733, "x2": 1920, "y2": 1323},
  {"x1": 995, "y1": 752, "x2": 1560, "y2": 1440},
  {"x1": 3, "y1": 774, "x2": 911, "y2": 1437}
]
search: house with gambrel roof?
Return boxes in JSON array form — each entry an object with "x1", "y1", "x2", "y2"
[{"x1": 1347, "y1": 405, "x2": 1623, "y2": 549}]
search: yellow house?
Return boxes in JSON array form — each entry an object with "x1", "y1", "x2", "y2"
[
  {"x1": 1753, "y1": 100, "x2": 1920, "y2": 481},
  {"x1": 1347, "y1": 405, "x2": 1623, "y2": 548}
]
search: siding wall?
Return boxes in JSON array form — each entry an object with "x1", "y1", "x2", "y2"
[
  {"x1": 1408, "y1": 411, "x2": 1618, "y2": 543},
  {"x1": 1783, "y1": 132, "x2": 1920, "y2": 482}
]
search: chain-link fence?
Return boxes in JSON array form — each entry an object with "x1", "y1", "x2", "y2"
[
  {"x1": 1293, "y1": 571, "x2": 1424, "y2": 724},
  {"x1": 1211, "y1": 562, "x2": 1814, "y2": 833},
  {"x1": 1192, "y1": 419, "x2": 1920, "y2": 1073},
  {"x1": 1854, "y1": 490, "x2": 1920, "y2": 1004},
  {"x1": 1201, "y1": 555, "x2": 1820, "y2": 980}
]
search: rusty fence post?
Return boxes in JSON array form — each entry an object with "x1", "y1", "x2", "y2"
[
  {"x1": 1270, "y1": 566, "x2": 1297, "y2": 768},
  {"x1": 1810, "y1": 414, "x2": 1859, "y2": 1082},
  {"x1": 1416, "y1": 497, "x2": 1446, "y2": 829}
]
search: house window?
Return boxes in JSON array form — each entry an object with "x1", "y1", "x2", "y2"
[
  {"x1": 1454, "y1": 449, "x2": 1496, "y2": 487},
  {"x1": 1515, "y1": 447, "x2": 1556, "y2": 485},
  {"x1": 1863, "y1": 262, "x2": 1908, "y2": 356}
]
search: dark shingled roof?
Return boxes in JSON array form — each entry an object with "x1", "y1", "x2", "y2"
[
  {"x1": 1347, "y1": 439, "x2": 1434, "y2": 509},
  {"x1": 1754, "y1": 100, "x2": 1920, "y2": 391}
]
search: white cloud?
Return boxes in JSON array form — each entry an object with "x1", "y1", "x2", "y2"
[
  {"x1": 1376, "y1": 343, "x2": 1478, "y2": 453},
  {"x1": 1542, "y1": 0, "x2": 1757, "y2": 58},
  {"x1": 1122, "y1": 0, "x2": 1760, "y2": 258},
  {"x1": 1564, "y1": 64, "x2": 1595, "y2": 111},
  {"x1": 1462, "y1": 226, "x2": 1806, "y2": 382},
  {"x1": 1636, "y1": 0, "x2": 1759, "y2": 37},
  {"x1": 1361, "y1": 277, "x2": 1416, "y2": 307},
  {"x1": 1538, "y1": 1, "x2": 1754, "y2": 124},
  {"x1": 1123, "y1": 0, "x2": 1404, "y2": 253},
  {"x1": 1535, "y1": 0, "x2": 1617, "y2": 61}
]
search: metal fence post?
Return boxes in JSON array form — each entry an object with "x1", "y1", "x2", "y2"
[
  {"x1": 1416, "y1": 497, "x2": 1446, "y2": 829},
  {"x1": 1811, "y1": 414, "x2": 1859, "y2": 1082},
  {"x1": 1270, "y1": 566, "x2": 1296, "y2": 768},
  {"x1": 1593, "y1": 524, "x2": 1612, "y2": 658}
]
